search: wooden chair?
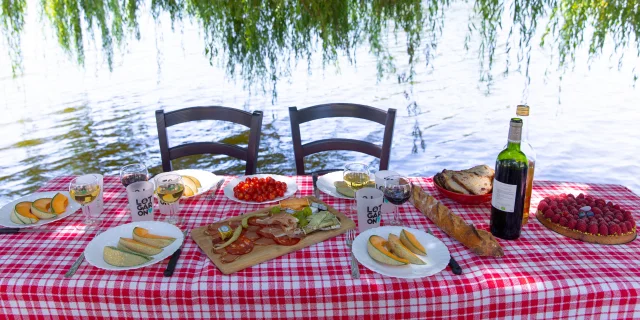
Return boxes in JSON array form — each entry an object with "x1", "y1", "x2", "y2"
[
  {"x1": 289, "y1": 103, "x2": 396, "y2": 175},
  {"x1": 155, "y1": 106, "x2": 263, "y2": 175}
]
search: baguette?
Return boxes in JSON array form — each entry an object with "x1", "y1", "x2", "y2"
[{"x1": 410, "y1": 185, "x2": 504, "y2": 257}]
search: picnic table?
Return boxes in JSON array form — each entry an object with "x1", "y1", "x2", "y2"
[{"x1": 1, "y1": 175, "x2": 639, "y2": 318}]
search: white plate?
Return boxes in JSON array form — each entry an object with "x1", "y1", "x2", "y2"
[
  {"x1": 0, "y1": 191, "x2": 81, "y2": 228},
  {"x1": 352, "y1": 226, "x2": 450, "y2": 279},
  {"x1": 317, "y1": 171, "x2": 375, "y2": 199},
  {"x1": 164, "y1": 169, "x2": 221, "y2": 198},
  {"x1": 223, "y1": 174, "x2": 298, "y2": 204},
  {"x1": 84, "y1": 221, "x2": 184, "y2": 271},
  {"x1": 316, "y1": 171, "x2": 352, "y2": 199}
]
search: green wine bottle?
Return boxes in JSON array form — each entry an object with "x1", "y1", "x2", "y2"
[{"x1": 490, "y1": 118, "x2": 529, "y2": 240}]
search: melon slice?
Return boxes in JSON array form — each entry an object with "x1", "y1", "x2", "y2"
[
  {"x1": 31, "y1": 198, "x2": 57, "y2": 219},
  {"x1": 181, "y1": 176, "x2": 198, "y2": 197},
  {"x1": 182, "y1": 175, "x2": 201, "y2": 188},
  {"x1": 400, "y1": 229, "x2": 427, "y2": 256},
  {"x1": 367, "y1": 235, "x2": 409, "y2": 266},
  {"x1": 183, "y1": 184, "x2": 196, "y2": 197},
  {"x1": 387, "y1": 234, "x2": 425, "y2": 265},
  {"x1": 118, "y1": 238, "x2": 163, "y2": 255},
  {"x1": 132, "y1": 227, "x2": 176, "y2": 248},
  {"x1": 11, "y1": 201, "x2": 39, "y2": 224},
  {"x1": 103, "y1": 246, "x2": 152, "y2": 267},
  {"x1": 51, "y1": 193, "x2": 69, "y2": 214}
]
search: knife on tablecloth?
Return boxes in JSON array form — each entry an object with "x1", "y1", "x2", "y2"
[
  {"x1": 164, "y1": 229, "x2": 189, "y2": 277},
  {"x1": 0, "y1": 228, "x2": 56, "y2": 234},
  {"x1": 424, "y1": 226, "x2": 462, "y2": 275},
  {"x1": 312, "y1": 173, "x2": 320, "y2": 198}
]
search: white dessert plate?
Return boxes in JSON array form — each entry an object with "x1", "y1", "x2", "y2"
[
  {"x1": 352, "y1": 226, "x2": 450, "y2": 279},
  {"x1": 316, "y1": 171, "x2": 352, "y2": 199},
  {"x1": 0, "y1": 191, "x2": 81, "y2": 228},
  {"x1": 161, "y1": 169, "x2": 221, "y2": 198},
  {"x1": 84, "y1": 221, "x2": 184, "y2": 271}
]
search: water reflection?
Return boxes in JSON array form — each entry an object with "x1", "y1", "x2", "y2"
[
  {"x1": 0, "y1": 0, "x2": 639, "y2": 203},
  {"x1": 2, "y1": 0, "x2": 638, "y2": 90}
]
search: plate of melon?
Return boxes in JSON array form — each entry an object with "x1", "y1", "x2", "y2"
[
  {"x1": 0, "y1": 191, "x2": 80, "y2": 228},
  {"x1": 84, "y1": 221, "x2": 184, "y2": 271},
  {"x1": 156, "y1": 169, "x2": 221, "y2": 199},
  {"x1": 352, "y1": 226, "x2": 450, "y2": 279}
]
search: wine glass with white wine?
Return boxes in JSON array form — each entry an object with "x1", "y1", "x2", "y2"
[
  {"x1": 343, "y1": 163, "x2": 371, "y2": 214},
  {"x1": 154, "y1": 174, "x2": 185, "y2": 226},
  {"x1": 69, "y1": 175, "x2": 102, "y2": 231}
]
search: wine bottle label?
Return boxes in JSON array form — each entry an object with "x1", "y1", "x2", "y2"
[{"x1": 491, "y1": 179, "x2": 518, "y2": 212}]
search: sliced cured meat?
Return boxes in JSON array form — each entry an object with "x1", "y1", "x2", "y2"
[
  {"x1": 256, "y1": 213, "x2": 298, "y2": 231},
  {"x1": 205, "y1": 222, "x2": 225, "y2": 235},
  {"x1": 225, "y1": 235, "x2": 254, "y2": 255},
  {"x1": 247, "y1": 216, "x2": 262, "y2": 226},
  {"x1": 220, "y1": 253, "x2": 241, "y2": 263},
  {"x1": 254, "y1": 238, "x2": 276, "y2": 246},
  {"x1": 246, "y1": 225, "x2": 261, "y2": 232},
  {"x1": 244, "y1": 230, "x2": 261, "y2": 241},
  {"x1": 212, "y1": 246, "x2": 226, "y2": 254},
  {"x1": 210, "y1": 234, "x2": 224, "y2": 246},
  {"x1": 273, "y1": 235, "x2": 301, "y2": 246},
  {"x1": 229, "y1": 221, "x2": 242, "y2": 229},
  {"x1": 257, "y1": 226, "x2": 285, "y2": 239}
]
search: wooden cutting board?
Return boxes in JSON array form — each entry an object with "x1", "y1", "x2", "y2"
[{"x1": 191, "y1": 196, "x2": 355, "y2": 274}]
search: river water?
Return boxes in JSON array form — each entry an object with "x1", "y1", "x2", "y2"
[{"x1": 1, "y1": 2, "x2": 639, "y2": 203}]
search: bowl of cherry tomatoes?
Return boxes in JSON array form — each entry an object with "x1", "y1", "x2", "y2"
[{"x1": 225, "y1": 174, "x2": 297, "y2": 203}]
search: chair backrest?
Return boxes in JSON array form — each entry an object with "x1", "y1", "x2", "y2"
[
  {"x1": 155, "y1": 106, "x2": 263, "y2": 175},
  {"x1": 289, "y1": 103, "x2": 396, "y2": 175}
]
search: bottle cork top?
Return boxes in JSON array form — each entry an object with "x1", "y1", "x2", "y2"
[{"x1": 516, "y1": 105, "x2": 530, "y2": 116}]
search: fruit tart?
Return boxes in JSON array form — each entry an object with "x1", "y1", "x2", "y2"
[{"x1": 536, "y1": 193, "x2": 636, "y2": 244}]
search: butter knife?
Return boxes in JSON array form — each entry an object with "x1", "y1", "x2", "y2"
[
  {"x1": 312, "y1": 173, "x2": 320, "y2": 198},
  {"x1": 0, "y1": 228, "x2": 56, "y2": 234},
  {"x1": 164, "y1": 229, "x2": 189, "y2": 277},
  {"x1": 424, "y1": 226, "x2": 462, "y2": 275},
  {"x1": 207, "y1": 179, "x2": 225, "y2": 200},
  {"x1": 65, "y1": 230, "x2": 103, "y2": 278}
]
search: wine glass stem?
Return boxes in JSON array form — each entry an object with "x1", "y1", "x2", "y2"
[
  {"x1": 83, "y1": 205, "x2": 91, "y2": 223},
  {"x1": 169, "y1": 203, "x2": 175, "y2": 222},
  {"x1": 393, "y1": 204, "x2": 402, "y2": 225}
]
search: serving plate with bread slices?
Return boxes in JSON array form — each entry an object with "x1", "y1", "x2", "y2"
[{"x1": 433, "y1": 165, "x2": 494, "y2": 205}]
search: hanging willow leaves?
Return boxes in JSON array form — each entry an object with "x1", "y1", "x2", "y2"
[{"x1": 1, "y1": 0, "x2": 639, "y2": 94}]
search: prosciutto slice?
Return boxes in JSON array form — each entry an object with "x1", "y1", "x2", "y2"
[{"x1": 256, "y1": 213, "x2": 299, "y2": 232}]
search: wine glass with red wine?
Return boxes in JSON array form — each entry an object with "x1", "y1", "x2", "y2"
[
  {"x1": 120, "y1": 163, "x2": 149, "y2": 187},
  {"x1": 383, "y1": 175, "x2": 412, "y2": 226}
]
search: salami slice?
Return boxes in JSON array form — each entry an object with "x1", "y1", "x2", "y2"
[
  {"x1": 225, "y1": 235, "x2": 254, "y2": 255},
  {"x1": 273, "y1": 235, "x2": 301, "y2": 246},
  {"x1": 246, "y1": 225, "x2": 261, "y2": 232},
  {"x1": 244, "y1": 230, "x2": 261, "y2": 241},
  {"x1": 254, "y1": 238, "x2": 276, "y2": 246},
  {"x1": 229, "y1": 221, "x2": 242, "y2": 229}
]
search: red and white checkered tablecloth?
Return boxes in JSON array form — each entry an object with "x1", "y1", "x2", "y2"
[{"x1": 1, "y1": 176, "x2": 640, "y2": 319}]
